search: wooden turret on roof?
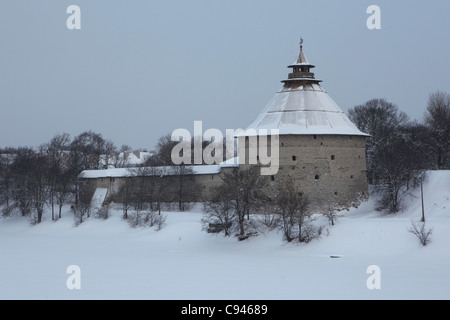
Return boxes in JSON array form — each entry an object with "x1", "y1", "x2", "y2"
[{"x1": 283, "y1": 39, "x2": 322, "y2": 85}]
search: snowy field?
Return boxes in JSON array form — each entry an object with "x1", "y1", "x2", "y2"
[{"x1": 0, "y1": 171, "x2": 449, "y2": 300}]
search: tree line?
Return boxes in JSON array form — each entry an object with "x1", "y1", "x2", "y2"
[
  {"x1": 0, "y1": 131, "x2": 120, "y2": 223},
  {"x1": 203, "y1": 166, "x2": 319, "y2": 242},
  {"x1": 347, "y1": 91, "x2": 450, "y2": 213},
  {"x1": 0, "y1": 130, "x2": 216, "y2": 223}
]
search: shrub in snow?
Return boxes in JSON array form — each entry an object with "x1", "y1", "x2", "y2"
[
  {"x1": 95, "y1": 204, "x2": 110, "y2": 220},
  {"x1": 408, "y1": 220, "x2": 432, "y2": 246},
  {"x1": 72, "y1": 203, "x2": 91, "y2": 226},
  {"x1": 255, "y1": 212, "x2": 280, "y2": 232},
  {"x1": 299, "y1": 222, "x2": 320, "y2": 243},
  {"x1": 202, "y1": 198, "x2": 235, "y2": 237},
  {"x1": 128, "y1": 211, "x2": 166, "y2": 230}
]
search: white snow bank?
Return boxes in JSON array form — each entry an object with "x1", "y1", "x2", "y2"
[
  {"x1": 0, "y1": 170, "x2": 448, "y2": 299},
  {"x1": 90, "y1": 188, "x2": 108, "y2": 211}
]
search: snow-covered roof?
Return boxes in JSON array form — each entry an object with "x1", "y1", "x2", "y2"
[
  {"x1": 100, "y1": 151, "x2": 155, "y2": 168},
  {"x1": 240, "y1": 42, "x2": 369, "y2": 137},
  {"x1": 242, "y1": 83, "x2": 369, "y2": 136},
  {"x1": 78, "y1": 158, "x2": 239, "y2": 179}
]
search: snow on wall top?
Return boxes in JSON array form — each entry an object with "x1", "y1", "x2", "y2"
[
  {"x1": 243, "y1": 83, "x2": 369, "y2": 136},
  {"x1": 78, "y1": 158, "x2": 239, "y2": 179}
]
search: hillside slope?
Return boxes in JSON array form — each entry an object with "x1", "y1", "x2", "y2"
[{"x1": 0, "y1": 171, "x2": 448, "y2": 299}]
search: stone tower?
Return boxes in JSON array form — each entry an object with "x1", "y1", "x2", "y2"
[{"x1": 238, "y1": 41, "x2": 369, "y2": 209}]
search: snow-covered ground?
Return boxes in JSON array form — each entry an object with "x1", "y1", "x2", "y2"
[{"x1": 0, "y1": 171, "x2": 449, "y2": 300}]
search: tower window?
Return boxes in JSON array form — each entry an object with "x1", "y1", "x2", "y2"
[
  {"x1": 331, "y1": 155, "x2": 335, "y2": 160},
  {"x1": 271, "y1": 175, "x2": 275, "y2": 181},
  {"x1": 350, "y1": 175, "x2": 354, "y2": 180},
  {"x1": 292, "y1": 155, "x2": 297, "y2": 161},
  {"x1": 315, "y1": 175, "x2": 320, "y2": 180},
  {"x1": 313, "y1": 135, "x2": 317, "y2": 139},
  {"x1": 334, "y1": 192, "x2": 338, "y2": 196}
]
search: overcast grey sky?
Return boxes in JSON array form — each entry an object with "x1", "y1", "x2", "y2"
[{"x1": 1, "y1": 0, "x2": 449, "y2": 150}]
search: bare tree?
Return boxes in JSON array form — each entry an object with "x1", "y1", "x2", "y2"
[
  {"x1": 153, "y1": 169, "x2": 171, "y2": 215},
  {"x1": 72, "y1": 181, "x2": 95, "y2": 225},
  {"x1": 203, "y1": 167, "x2": 266, "y2": 240},
  {"x1": 408, "y1": 220, "x2": 433, "y2": 246},
  {"x1": 374, "y1": 128, "x2": 424, "y2": 213},
  {"x1": 323, "y1": 203, "x2": 338, "y2": 226},
  {"x1": 424, "y1": 91, "x2": 450, "y2": 169},
  {"x1": 127, "y1": 166, "x2": 172, "y2": 215},
  {"x1": 146, "y1": 134, "x2": 179, "y2": 166},
  {"x1": 29, "y1": 150, "x2": 50, "y2": 224},
  {"x1": 171, "y1": 165, "x2": 200, "y2": 211},
  {"x1": 274, "y1": 177, "x2": 310, "y2": 242},
  {"x1": 0, "y1": 150, "x2": 14, "y2": 211},
  {"x1": 203, "y1": 187, "x2": 235, "y2": 236},
  {"x1": 116, "y1": 178, "x2": 135, "y2": 219},
  {"x1": 43, "y1": 133, "x2": 71, "y2": 220},
  {"x1": 55, "y1": 172, "x2": 72, "y2": 219},
  {"x1": 127, "y1": 166, "x2": 150, "y2": 211},
  {"x1": 4, "y1": 148, "x2": 36, "y2": 218},
  {"x1": 349, "y1": 99, "x2": 429, "y2": 213},
  {"x1": 348, "y1": 98, "x2": 408, "y2": 184}
]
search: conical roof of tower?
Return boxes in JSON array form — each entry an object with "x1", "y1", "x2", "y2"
[{"x1": 242, "y1": 43, "x2": 369, "y2": 137}]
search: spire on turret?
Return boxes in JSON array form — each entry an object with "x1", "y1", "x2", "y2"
[{"x1": 296, "y1": 38, "x2": 309, "y2": 64}]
